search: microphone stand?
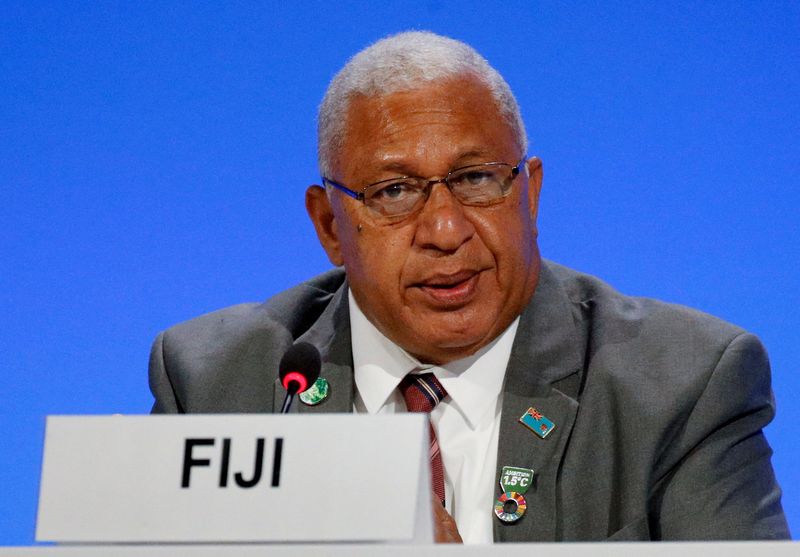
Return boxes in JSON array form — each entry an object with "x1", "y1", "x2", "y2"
[{"x1": 280, "y1": 383, "x2": 299, "y2": 414}]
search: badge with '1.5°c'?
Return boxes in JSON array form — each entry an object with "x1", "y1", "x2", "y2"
[
  {"x1": 500, "y1": 466, "x2": 534, "y2": 495},
  {"x1": 494, "y1": 466, "x2": 534, "y2": 524}
]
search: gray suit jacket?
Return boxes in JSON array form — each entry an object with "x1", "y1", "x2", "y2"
[{"x1": 149, "y1": 261, "x2": 790, "y2": 541}]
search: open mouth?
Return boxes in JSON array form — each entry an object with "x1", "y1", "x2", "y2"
[{"x1": 414, "y1": 271, "x2": 481, "y2": 306}]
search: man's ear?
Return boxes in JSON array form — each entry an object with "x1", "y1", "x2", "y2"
[
  {"x1": 305, "y1": 185, "x2": 344, "y2": 266},
  {"x1": 525, "y1": 156, "x2": 543, "y2": 231}
]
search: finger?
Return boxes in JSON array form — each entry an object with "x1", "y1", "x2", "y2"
[{"x1": 430, "y1": 492, "x2": 462, "y2": 544}]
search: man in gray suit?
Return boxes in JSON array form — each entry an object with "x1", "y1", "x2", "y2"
[{"x1": 149, "y1": 31, "x2": 789, "y2": 542}]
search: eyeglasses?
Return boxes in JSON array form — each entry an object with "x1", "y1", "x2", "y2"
[{"x1": 322, "y1": 157, "x2": 527, "y2": 222}]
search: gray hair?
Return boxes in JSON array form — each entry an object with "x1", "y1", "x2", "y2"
[{"x1": 317, "y1": 31, "x2": 528, "y2": 177}]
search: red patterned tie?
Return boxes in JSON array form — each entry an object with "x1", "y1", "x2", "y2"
[{"x1": 399, "y1": 373, "x2": 448, "y2": 505}]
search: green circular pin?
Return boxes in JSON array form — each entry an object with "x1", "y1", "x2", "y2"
[{"x1": 299, "y1": 377, "x2": 329, "y2": 406}]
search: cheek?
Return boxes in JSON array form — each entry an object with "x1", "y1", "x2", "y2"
[
  {"x1": 476, "y1": 203, "x2": 535, "y2": 269},
  {"x1": 491, "y1": 198, "x2": 540, "y2": 314},
  {"x1": 349, "y1": 230, "x2": 413, "y2": 290}
]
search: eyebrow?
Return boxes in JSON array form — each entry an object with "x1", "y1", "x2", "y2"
[
  {"x1": 454, "y1": 149, "x2": 493, "y2": 163},
  {"x1": 375, "y1": 149, "x2": 495, "y2": 175}
]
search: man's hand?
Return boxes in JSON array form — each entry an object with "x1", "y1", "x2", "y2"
[{"x1": 432, "y1": 492, "x2": 463, "y2": 543}]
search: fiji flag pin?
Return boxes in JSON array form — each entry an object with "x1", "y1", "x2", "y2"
[{"x1": 519, "y1": 406, "x2": 555, "y2": 439}]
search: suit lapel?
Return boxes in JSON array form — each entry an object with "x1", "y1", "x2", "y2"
[
  {"x1": 494, "y1": 262, "x2": 586, "y2": 542},
  {"x1": 271, "y1": 283, "x2": 355, "y2": 414}
]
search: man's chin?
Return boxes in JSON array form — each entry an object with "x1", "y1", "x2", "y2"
[{"x1": 404, "y1": 324, "x2": 496, "y2": 364}]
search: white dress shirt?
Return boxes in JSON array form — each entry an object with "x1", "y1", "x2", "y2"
[{"x1": 349, "y1": 291, "x2": 519, "y2": 544}]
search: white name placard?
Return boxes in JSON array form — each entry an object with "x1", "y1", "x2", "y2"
[{"x1": 36, "y1": 414, "x2": 432, "y2": 544}]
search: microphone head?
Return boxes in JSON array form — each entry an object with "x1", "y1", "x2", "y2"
[{"x1": 279, "y1": 342, "x2": 321, "y2": 394}]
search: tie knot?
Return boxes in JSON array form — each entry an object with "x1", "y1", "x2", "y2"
[{"x1": 399, "y1": 372, "x2": 448, "y2": 413}]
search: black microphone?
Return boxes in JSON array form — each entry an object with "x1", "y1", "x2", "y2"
[{"x1": 278, "y1": 342, "x2": 321, "y2": 414}]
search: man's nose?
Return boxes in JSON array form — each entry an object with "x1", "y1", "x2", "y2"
[{"x1": 413, "y1": 183, "x2": 475, "y2": 253}]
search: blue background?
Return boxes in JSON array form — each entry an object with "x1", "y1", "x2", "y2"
[{"x1": 2, "y1": 1, "x2": 798, "y2": 544}]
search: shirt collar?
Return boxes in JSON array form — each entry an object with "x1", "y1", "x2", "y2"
[
  {"x1": 350, "y1": 292, "x2": 417, "y2": 414},
  {"x1": 350, "y1": 290, "x2": 519, "y2": 428}
]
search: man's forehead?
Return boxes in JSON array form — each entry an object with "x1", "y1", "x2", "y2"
[{"x1": 337, "y1": 78, "x2": 511, "y2": 156}]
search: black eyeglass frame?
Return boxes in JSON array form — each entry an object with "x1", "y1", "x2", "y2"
[{"x1": 321, "y1": 156, "x2": 528, "y2": 205}]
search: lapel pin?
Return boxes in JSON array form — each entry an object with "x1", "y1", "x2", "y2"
[
  {"x1": 500, "y1": 466, "x2": 535, "y2": 493},
  {"x1": 494, "y1": 466, "x2": 534, "y2": 523},
  {"x1": 299, "y1": 377, "x2": 329, "y2": 406},
  {"x1": 519, "y1": 406, "x2": 555, "y2": 439}
]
